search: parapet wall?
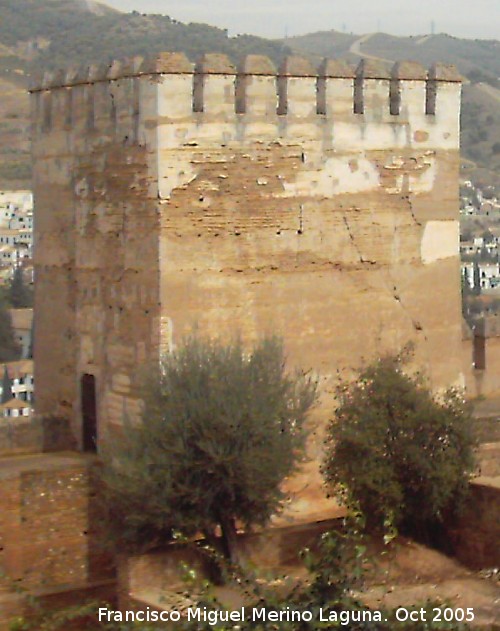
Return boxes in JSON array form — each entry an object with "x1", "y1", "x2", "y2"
[{"x1": 29, "y1": 53, "x2": 461, "y2": 136}]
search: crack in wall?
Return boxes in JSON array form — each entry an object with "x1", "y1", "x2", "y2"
[
  {"x1": 343, "y1": 215, "x2": 363, "y2": 264},
  {"x1": 378, "y1": 268, "x2": 435, "y2": 383},
  {"x1": 404, "y1": 192, "x2": 422, "y2": 227},
  {"x1": 342, "y1": 213, "x2": 378, "y2": 264}
]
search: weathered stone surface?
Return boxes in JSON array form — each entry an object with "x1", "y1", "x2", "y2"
[
  {"x1": 42, "y1": 68, "x2": 66, "y2": 89},
  {"x1": 428, "y1": 62, "x2": 462, "y2": 82},
  {"x1": 195, "y1": 53, "x2": 235, "y2": 74},
  {"x1": 141, "y1": 52, "x2": 193, "y2": 75},
  {"x1": 238, "y1": 54, "x2": 276, "y2": 75},
  {"x1": 279, "y1": 55, "x2": 316, "y2": 76},
  {"x1": 0, "y1": 453, "x2": 111, "y2": 590},
  {"x1": 356, "y1": 58, "x2": 392, "y2": 79},
  {"x1": 318, "y1": 58, "x2": 355, "y2": 78},
  {"x1": 446, "y1": 478, "x2": 500, "y2": 570},
  {"x1": 392, "y1": 60, "x2": 427, "y2": 80},
  {"x1": 64, "y1": 65, "x2": 81, "y2": 87}
]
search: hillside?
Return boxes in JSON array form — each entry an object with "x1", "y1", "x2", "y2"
[
  {"x1": 284, "y1": 30, "x2": 500, "y2": 77},
  {"x1": 285, "y1": 30, "x2": 500, "y2": 188},
  {"x1": 0, "y1": 0, "x2": 291, "y2": 187},
  {"x1": 0, "y1": 0, "x2": 498, "y2": 188}
]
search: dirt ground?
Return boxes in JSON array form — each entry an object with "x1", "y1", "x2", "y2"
[
  {"x1": 134, "y1": 537, "x2": 500, "y2": 628},
  {"x1": 361, "y1": 538, "x2": 500, "y2": 629}
]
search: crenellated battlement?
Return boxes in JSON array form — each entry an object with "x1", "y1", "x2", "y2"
[{"x1": 29, "y1": 52, "x2": 461, "y2": 137}]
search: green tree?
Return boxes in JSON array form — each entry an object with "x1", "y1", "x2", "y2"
[
  {"x1": 8, "y1": 266, "x2": 33, "y2": 309},
  {"x1": 100, "y1": 335, "x2": 317, "y2": 562},
  {"x1": 1, "y1": 364, "x2": 12, "y2": 403},
  {"x1": 0, "y1": 296, "x2": 20, "y2": 362},
  {"x1": 322, "y1": 353, "x2": 477, "y2": 541}
]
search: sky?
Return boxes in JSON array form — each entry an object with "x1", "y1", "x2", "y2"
[{"x1": 100, "y1": 0, "x2": 500, "y2": 40}]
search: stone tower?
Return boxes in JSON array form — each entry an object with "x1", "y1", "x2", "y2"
[{"x1": 30, "y1": 52, "x2": 462, "y2": 521}]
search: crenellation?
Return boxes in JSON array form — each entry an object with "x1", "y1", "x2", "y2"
[
  {"x1": 107, "y1": 58, "x2": 131, "y2": 81},
  {"x1": 41, "y1": 90, "x2": 52, "y2": 132},
  {"x1": 64, "y1": 65, "x2": 80, "y2": 88},
  {"x1": 429, "y1": 62, "x2": 462, "y2": 83},
  {"x1": 355, "y1": 59, "x2": 391, "y2": 120},
  {"x1": 392, "y1": 61, "x2": 427, "y2": 119},
  {"x1": 108, "y1": 77, "x2": 139, "y2": 141},
  {"x1": 86, "y1": 83, "x2": 96, "y2": 131},
  {"x1": 426, "y1": 63, "x2": 462, "y2": 144},
  {"x1": 88, "y1": 61, "x2": 108, "y2": 83},
  {"x1": 49, "y1": 87, "x2": 69, "y2": 132},
  {"x1": 194, "y1": 54, "x2": 236, "y2": 117},
  {"x1": 93, "y1": 80, "x2": 113, "y2": 129},
  {"x1": 318, "y1": 59, "x2": 355, "y2": 117},
  {"x1": 140, "y1": 51, "x2": 193, "y2": 75},
  {"x1": 277, "y1": 56, "x2": 316, "y2": 117},
  {"x1": 45, "y1": 68, "x2": 66, "y2": 90},
  {"x1": 70, "y1": 84, "x2": 89, "y2": 135},
  {"x1": 29, "y1": 55, "x2": 461, "y2": 139},
  {"x1": 74, "y1": 64, "x2": 92, "y2": 86},
  {"x1": 236, "y1": 55, "x2": 277, "y2": 116}
]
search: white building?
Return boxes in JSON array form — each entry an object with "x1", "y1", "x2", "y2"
[
  {"x1": 9, "y1": 309, "x2": 33, "y2": 359},
  {"x1": 0, "y1": 398, "x2": 31, "y2": 418},
  {"x1": 461, "y1": 261, "x2": 475, "y2": 289},
  {"x1": 460, "y1": 242, "x2": 479, "y2": 256},
  {"x1": 478, "y1": 262, "x2": 500, "y2": 290},
  {"x1": 0, "y1": 359, "x2": 34, "y2": 403}
]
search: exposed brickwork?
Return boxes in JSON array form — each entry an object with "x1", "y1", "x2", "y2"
[{"x1": 0, "y1": 454, "x2": 112, "y2": 594}]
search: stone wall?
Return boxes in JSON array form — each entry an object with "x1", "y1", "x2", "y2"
[
  {"x1": 0, "y1": 453, "x2": 112, "y2": 594},
  {"x1": 463, "y1": 315, "x2": 500, "y2": 398},
  {"x1": 30, "y1": 52, "x2": 463, "y2": 522},
  {"x1": 447, "y1": 479, "x2": 500, "y2": 570},
  {"x1": 118, "y1": 519, "x2": 340, "y2": 610},
  {"x1": 31, "y1": 60, "x2": 162, "y2": 446},
  {"x1": 0, "y1": 416, "x2": 76, "y2": 457}
]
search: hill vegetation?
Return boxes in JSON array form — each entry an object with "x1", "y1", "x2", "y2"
[
  {"x1": 0, "y1": 0, "x2": 498, "y2": 187},
  {"x1": 284, "y1": 30, "x2": 500, "y2": 188},
  {"x1": 0, "y1": 0, "x2": 291, "y2": 186}
]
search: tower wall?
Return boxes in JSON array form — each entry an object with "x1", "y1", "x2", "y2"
[
  {"x1": 31, "y1": 53, "x2": 462, "y2": 520},
  {"x1": 31, "y1": 60, "x2": 163, "y2": 442}
]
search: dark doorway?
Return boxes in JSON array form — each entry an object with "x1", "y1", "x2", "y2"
[{"x1": 81, "y1": 374, "x2": 97, "y2": 452}]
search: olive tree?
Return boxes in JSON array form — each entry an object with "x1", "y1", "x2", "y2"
[{"x1": 101, "y1": 335, "x2": 317, "y2": 562}]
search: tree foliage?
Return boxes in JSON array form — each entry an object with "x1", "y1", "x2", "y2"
[
  {"x1": 7, "y1": 266, "x2": 33, "y2": 309},
  {"x1": 322, "y1": 353, "x2": 477, "y2": 539},
  {"x1": 100, "y1": 335, "x2": 317, "y2": 561},
  {"x1": 0, "y1": 294, "x2": 20, "y2": 363},
  {"x1": 1, "y1": 365, "x2": 12, "y2": 403}
]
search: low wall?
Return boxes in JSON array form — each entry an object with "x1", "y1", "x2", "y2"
[
  {"x1": 446, "y1": 478, "x2": 500, "y2": 570},
  {"x1": 463, "y1": 316, "x2": 500, "y2": 398},
  {"x1": 118, "y1": 519, "x2": 341, "y2": 610},
  {"x1": 0, "y1": 452, "x2": 114, "y2": 629},
  {"x1": 0, "y1": 415, "x2": 76, "y2": 457}
]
